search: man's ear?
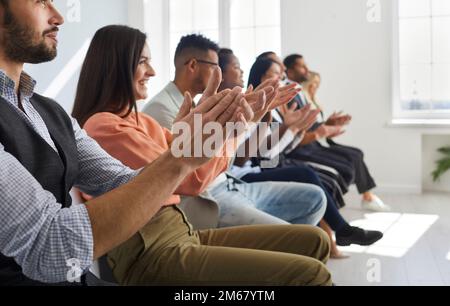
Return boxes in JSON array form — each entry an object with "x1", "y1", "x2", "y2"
[
  {"x1": 285, "y1": 68, "x2": 293, "y2": 79},
  {"x1": 186, "y1": 59, "x2": 197, "y2": 72}
]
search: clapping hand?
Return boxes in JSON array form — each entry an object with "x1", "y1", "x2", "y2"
[
  {"x1": 280, "y1": 103, "x2": 321, "y2": 135},
  {"x1": 172, "y1": 67, "x2": 251, "y2": 166},
  {"x1": 326, "y1": 111, "x2": 352, "y2": 127},
  {"x1": 315, "y1": 124, "x2": 346, "y2": 140},
  {"x1": 244, "y1": 78, "x2": 300, "y2": 123}
]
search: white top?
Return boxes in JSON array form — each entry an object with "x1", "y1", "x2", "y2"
[{"x1": 230, "y1": 124, "x2": 298, "y2": 178}]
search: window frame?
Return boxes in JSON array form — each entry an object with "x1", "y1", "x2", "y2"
[
  {"x1": 140, "y1": 0, "x2": 281, "y2": 89},
  {"x1": 393, "y1": 0, "x2": 450, "y2": 120}
]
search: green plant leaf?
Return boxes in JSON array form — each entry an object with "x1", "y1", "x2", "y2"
[
  {"x1": 432, "y1": 156, "x2": 450, "y2": 182},
  {"x1": 432, "y1": 147, "x2": 450, "y2": 181},
  {"x1": 438, "y1": 147, "x2": 450, "y2": 155}
]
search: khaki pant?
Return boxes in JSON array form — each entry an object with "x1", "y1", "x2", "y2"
[{"x1": 107, "y1": 206, "x2": 332, "y2": 286}]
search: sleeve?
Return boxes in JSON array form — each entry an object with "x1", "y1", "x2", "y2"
[
  {"x1": 71, "y1": 118, "x2": 140, "y2": 197},
  {"x1": 85, "y1": 115, "x2": 229, "y2": 197},
  {"x1": 0, "y1": 142, "x2": 94, "y2": 283},
  {"x1": 258, "y1": 125, "x2": 296, "y2": 160},
  {"x1": 284, "y1": 133, "x2": 305, "y2": 155},
  {"x1": 235, "y1": 122, "x2": 296, "y2": 161}
]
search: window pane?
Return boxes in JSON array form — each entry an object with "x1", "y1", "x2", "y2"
[
  {"x1": 229, "y1": 0, "x2": 281, "y2": 86},
  {"x1": 432, "y1": 64, "x2": 450, "y2": 109},
  {"x1": 432, "y1": 0, "x2": 450, "y2": 16},
  {"x1": 193, "y1": 0, "x2": 219, "y2": 30},
  {"x1": 200, "y1": 30, "x2": 219, "y2": 43},
  {"x1": 169, "y1": 32, "x2": 184, "y2": 78},
  {"x1": 230, "y1": 0, "x2": 255, "y2": 28},
  {"x1": 400, "y1": 64, "x2": 432, "y2": 110},
  {"x1": 397, "y1": 0, "x2": 450, "y2": 116},
  {"x1": 170, "y1": 33, "x2": 182, "y2": 60},
  {"x1": 399, "y1": 0, "x2": 431, "y2": 18},
  {"x1": 169, "y1": 0, "x2": 219, "y2": 79},
  {"x1": 255, "y1": 27, "x2": 281, "y2": 56},
  {"x1": 230, "y1": 28, "x2": 256, "y2": 80},
  {"x1": 432, "y1": 17, "x2": 450, "y2": 63},
  {"x1": 170, "y1": 0, "x2": 193, "y2": 32},
  {"x1": 255, "y1": 0, "x2": 280, "y2": 27},
  {"x1": 399, "y1": 18, "x2": 431, "y2": 64}
]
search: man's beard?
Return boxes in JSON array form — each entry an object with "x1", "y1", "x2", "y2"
[
  {"x1": 297, "y1": 73, "x2": 308, "y2": 84},
  {"x1": 2, "y1": 9, "x2": 57, "y2": 64},
  {"x1": 195, "y1": 75, "x2": 208, "y2": 95}
]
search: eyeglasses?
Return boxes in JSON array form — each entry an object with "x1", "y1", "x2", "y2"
[{"x1": 184, "y1": 58, "x2": 219, "y2": 67}]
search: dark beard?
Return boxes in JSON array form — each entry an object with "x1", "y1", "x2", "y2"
[
  {"x1": 298, "y1": 73, "x2": 308, "y2": 84},
  {"x1": 2, "y1": 8, "x2": 57, "y2": 64}
]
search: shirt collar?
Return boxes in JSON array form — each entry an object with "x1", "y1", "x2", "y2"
[{"x1": 0, "y1": 70, "x2": 36, "y2": 100}]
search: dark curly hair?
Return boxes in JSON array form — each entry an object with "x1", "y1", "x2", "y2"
[{"x1": 174, "y1": 34, "x2": 219, "y2": 64}]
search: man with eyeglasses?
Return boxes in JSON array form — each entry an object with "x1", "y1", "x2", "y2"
[
  {"x1": 143, "y1": 35, "x2": 224, "y2": 229},
  {"x1": 145, "y1": 34, "x2": 221, "y2": 130}
]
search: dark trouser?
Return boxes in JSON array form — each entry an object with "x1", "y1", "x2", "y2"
[
  {"x1": 280, "y1": 157, "x2": 347, "y2": 208},
  {"x1": 287, "y1": 142, "x2": 356, "y2": 186},
  {"x1": 311, "y1": 164, "x2": 349, "y2": 195},
  {"x1": 326, "y1": 140, "x2": 377, "y2": 194},
  {"x1": 242, "y1": 167, "x2": 349, "y2": 232},
  {"x1": 316, "y1": 172, "x2": 346, "y2": 209}
]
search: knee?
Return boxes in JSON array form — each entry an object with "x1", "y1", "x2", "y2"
[
  {"x1": 305, "y1": 261, "x2": 333, "y2": 286},
  {"x1": 307, "y1": 226, "x2": 331, "y2": 263},
  {"x1": 288, "y1": 225, "x2": 330, "y2": 262},
  {"x1": 276, "y1": 229, "x2": 332, "y2": 286},
  {"x1": 355, "y1": 148, "x2": 364, "y2": 159},
  {"x1": 284, "y1": 167, "x2": 305, "y2": 180},
  {"x1": 345, "y1": 168, "x2": 356, "y2": 183},
  {"x1": 289, "y1": 259, "x2": 333, "y2": 286},
  {"x1": 285, "y1": 167, "x2": 321, "y2": 185},
  {"x1": 304, "y1": 167, "x2": 322, "y2": 185},
  {"x1": 310, "y1": 187, "x2": 327, "y2": 223}
]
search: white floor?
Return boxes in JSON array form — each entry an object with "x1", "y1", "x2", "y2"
[{"x1": 328, "y1": 192, "x2": 450, "y2": 286}]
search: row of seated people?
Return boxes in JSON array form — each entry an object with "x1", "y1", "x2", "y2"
[
  {"x1": 0, "y1": 0, "x2": 385, "y2": 286},
  {"x1": 72, "y1": 26, "x2": 386, "y2": 284}
]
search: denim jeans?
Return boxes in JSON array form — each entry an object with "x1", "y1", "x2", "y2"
[
  {"x1": 242, "y1": 167, "x2": 349, "y2": 232},
  {"x1": 208, "y1": 178, "x2": 327, "y2": 228}
]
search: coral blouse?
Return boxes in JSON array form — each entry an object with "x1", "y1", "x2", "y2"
[{"x1": 84, "y1": 111, "x2": 230, "y2": 206}]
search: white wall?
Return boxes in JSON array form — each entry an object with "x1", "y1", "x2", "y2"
[
  {"x1": 281, "y1": 0, "x2": 450, "y2": 194},
  {"x1": 25, "y1": 0, "x2": 129, "y2": 113}
]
